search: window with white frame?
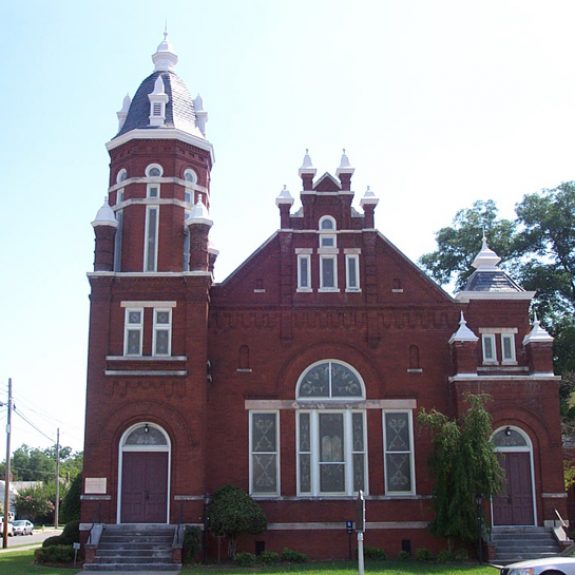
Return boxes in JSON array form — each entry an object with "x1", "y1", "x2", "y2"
[
  {"x1": 296, "y1": 361, "x2": 366, "y2": 496},
  {"x1": 145, "y1": 163, "x2": 163, "y2": 178},
  {"x1": 320, "y1": 255, "x2": 337, "y2": 290},
  {"x1": 184, "y1": 168, "x2": 197, "y2": 205},
  {"x1": 345, "y1": 253, "x2": 360, "y2": 291},
  {"x1": 116, "y1": 168, "x2": 128, "y2": 184},
  {"x1": 319, "y1": 216, "x2": 337, "y2": 248},
  {"x1": 153, "y1": 309, "x2": 172, "y2": 356},
  {"x1": 147, "y1": 183, "x2": 160, "y2": 199},
  {"x1": 250, "y1": 412, "x2": 279, "y2": 496},
  {"x1": 124, "y1": 309, "x2": 143, "y2": 356},
  {"x1": 482, "y1": 333, "x2": 497, "y2": 364},
  {"x1": 297, "y1": 253, "x2": 311, "y2": 291},
  {"x1": 144, "y1": 206, "x2": 159, "y2": 272},
  {"x1": 480, "y1": 329, "x2": 518, "y2": 365},
  {"x1": 114, "y1": 210, "x2": 124, "y2": 271},
  {"x1": 383, "y1": 411, "x2": 415, "y2": 495},
  {"x1": 501, "y1": 333, "x2": 516, "y2": 364}
]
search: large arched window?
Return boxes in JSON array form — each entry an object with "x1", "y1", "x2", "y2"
[{"x1": 296, "y1": 361, "x2": 366, "y2": 496}]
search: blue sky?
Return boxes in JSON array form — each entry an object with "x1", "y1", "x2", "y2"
[{"x1": 2, "y1": 0, "x2": 575, "y2": 454}]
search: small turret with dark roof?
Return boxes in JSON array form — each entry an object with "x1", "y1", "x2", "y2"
[{"x1": 456, "y1": 236, "x2": 535, "y2": 301}]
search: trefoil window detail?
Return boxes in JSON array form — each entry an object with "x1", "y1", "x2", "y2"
[
  {"x1": 383, "y1": 411, "x2": 415, "y2": 495},
  {"x1": 250, "y1": 412, "x2": 279, "y2": 496}
]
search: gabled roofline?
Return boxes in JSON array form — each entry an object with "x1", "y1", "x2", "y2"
[{"x1": 375, "y1": 231, "x2": 456, "y2": 303}]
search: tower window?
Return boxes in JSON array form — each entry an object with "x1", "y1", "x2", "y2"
[
  {"x1": 124, "y1": 309, "x2": 143, "y2": 356},
  {"x1": 144, "y1": 206, "x2": 159, "y2": 272},
  {"x1": 153, "y1": 309, "x2": 172, "y2": 356},
  {"x1": 145, "y1": 163, "x2": 163, "y2": 178},
  {"x1": 184, "y1": 168, "x2": 198, "y2": 184},
  {"x1": 116, "y1": 168, "x2": 128, "y2": 184}
]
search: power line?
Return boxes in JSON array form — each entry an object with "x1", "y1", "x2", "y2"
[{"x1": 12, "y1": 408, "x2": 55, "y2": 443}]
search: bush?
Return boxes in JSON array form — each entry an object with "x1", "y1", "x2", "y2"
[
  {"x1": 234, "y1": 552, "x2": 257, "y2": 566},
  {"x1": 60, "y1": 520, "x2": 80, "y2": 543},
  {"x1": 182, "y1": 526, "x2": 202, "y2": 563},
  {"x1": 259, "y1": 550, "x2": 280, "y2": 564},
  {"x1": 281, "y1": 547, "x2": 308, "y2": 563},
  {"x1": 35, "y1": 544, "x2": 75, "y2": 564},
  {"x1": 437, "y1": 548, "x2": 468, "y2": 562},
  {"x1": 364, "y1": 546, "x2": 386, "y2": 560},
  {"x1": 397, "y1": 550, "x2": 411, "y2": 560},
  {"x1": 42, "y1": 535, "x2": 63, "y2": 548},
  {"x1": 42, "y1": 520, "x2": 80, "y2": 549},
  {"x1": 415, "y1": 548, "x2": 434, "y2": 561}
]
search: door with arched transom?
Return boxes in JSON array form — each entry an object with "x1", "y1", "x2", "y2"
[
  {"x1": 118, "y1": 423, "x2": 170, "y2": 523},
  {"x1": 491, "y1": 427, "x2": 536, "y2": 526}
]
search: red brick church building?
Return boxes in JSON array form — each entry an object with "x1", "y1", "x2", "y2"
[{"x1": 81, "y1": 35, "x2": 566, "y2": 562}]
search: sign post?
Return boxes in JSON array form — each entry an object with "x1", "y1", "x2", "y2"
[{"x1": 357, "y1": 490, "x2": 365, "y2": 575}]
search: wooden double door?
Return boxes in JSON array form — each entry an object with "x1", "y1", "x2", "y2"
[
  {"x1": 120, "y1": 452, "x2": 168, "y2": 523},
  {"x1": 492, "y1": 451, "x2": 535, "y2": 525}
]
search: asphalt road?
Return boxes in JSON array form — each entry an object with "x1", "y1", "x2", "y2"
[{"x1": 0, "y1": 527, "x2": 62, "y2": 550}]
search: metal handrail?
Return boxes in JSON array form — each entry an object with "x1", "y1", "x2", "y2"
[{"x1": 554, "y1": 508, "x2": 569, "y2": 529}]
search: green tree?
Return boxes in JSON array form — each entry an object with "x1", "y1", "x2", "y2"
[
  {"x1": 418, "y1": 395, "x2": 503, "y2": 546},
  {"x1": 14, "y1": 483, "x2": 56, "y2": 523},
  {"x1": 418, "y1": 184, "x2": 575, "y2": 427},
  {"x1": 208, "y1": 485, "x2": 267, "y2": 559},
  {"x1": 60, "y1": 474, "x2": 82, "y2": 523},
  {"x1": 7, "y1": 444, "x2": 82, "y2": 482}
]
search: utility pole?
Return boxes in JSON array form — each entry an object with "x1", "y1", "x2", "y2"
[
  {"x1": 54, "y1": 427, "x2": 60, "y2": 529},
  {"x1": 3, "y1": 378, "x2": 13, "y2": 549}
]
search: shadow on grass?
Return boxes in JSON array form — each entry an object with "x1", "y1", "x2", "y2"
[{"x1": 0, "y1": 549, "x2": 81, "y2": 575}]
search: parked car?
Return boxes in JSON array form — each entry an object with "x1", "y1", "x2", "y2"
[
  {"x1": 12, "y1": 520, "x2": 34, "y2": 536},
  {"x1": 497, "y1": 544, "x2": 575, "y2": 575},
  {"x1": 0, "y1": 521, "x2": 14, "y2": 537}
]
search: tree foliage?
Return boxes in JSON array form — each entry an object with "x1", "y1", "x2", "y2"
[
  {"x1": 418, "y1": 395, "x2": 503, "y2": 544},
  {"x1": 418, "y1": 183, "x2": 575, "y2": 425},
  {"x1": 208, "y1": 485, "x2": 267, "y2": 559},
  {"x1": 14, "y1": 483, "x2": 56, "y2": 523},
  {"x1": 419, "y1": 183, "x2": 575, "y2": 324},
  {"x1": 3, "y1": 444, "x2": 82, "y2": 482},
  {"x1": 60, "y1": 473, "x2": 82, "y2": 523}
]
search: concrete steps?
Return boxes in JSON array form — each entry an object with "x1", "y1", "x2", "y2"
[
  {"x1": 492, "y1": 527, "x2": 561, "y2": 564},
  {"x1": 83, "y1": 524, "x2": 180, "y2": 572}
]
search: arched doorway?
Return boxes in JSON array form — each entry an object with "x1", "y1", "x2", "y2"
[
  {"x1": 491, "y1": 426, "x2": 536, "y2": 526},
  {"x1": 118, "y1": 423, "x2": 170, "y2": 523}
]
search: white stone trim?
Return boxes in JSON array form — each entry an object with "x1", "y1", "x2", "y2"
[
  {"x1": 244, "y1": 399, "x2": 417, "y2": 410},
  {"x1": 266, "y1": 521, "x2": 428, "y2": 530},
  {"x1": 104, "y1": 370, "x2": 187, "y2": 377},
  {"x1": 456, "y1": 291, "x2": 536, "y2": 302},
  {"x1": 449, "y1": 374, "x2": 560, "y2": 382},
  {"x1": 121, "y1": 301, "x2": 177, "y2": 308},
  {"x1": 106, "y1": 355, "x2": 186, "y2": 361},
  {"x1": 106, "y1": 128, "x2": 215, "y2": 164}
]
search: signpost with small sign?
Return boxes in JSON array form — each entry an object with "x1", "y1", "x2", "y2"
[{"x1": 357, "y1": 490, "x2": 365, "y2": 575}]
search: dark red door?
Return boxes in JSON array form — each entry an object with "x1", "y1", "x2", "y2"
[
  {"x1": 493, "y1": 452, "x2": 534, "y2": 525},
  {"x1": 121, "y1": 452, "x2": 168, "y2": 523}
]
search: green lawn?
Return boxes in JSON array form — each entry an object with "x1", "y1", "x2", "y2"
[
  {"x1": 0, "y1": 549, "x2": 80, "y2": 575},
  {"x1": 0, "y1": 549, "x2": 498, "y2": 575},
  {"x1": 184, "y1": 564, "x2": 496, "y2": 575}
]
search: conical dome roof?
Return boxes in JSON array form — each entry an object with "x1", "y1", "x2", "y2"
[{"x1": 112, "y1": 33, "x2": 207, "y2": 140}]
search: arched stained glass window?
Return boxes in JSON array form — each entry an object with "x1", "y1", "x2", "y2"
[{"x1": 297, "y1": 361, "x2": 363, "y2": 399}]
